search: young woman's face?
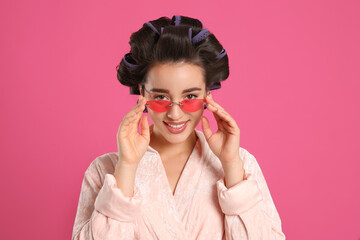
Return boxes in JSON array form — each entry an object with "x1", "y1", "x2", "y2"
[{"x1": 139, "y1": 62, "x2": 208, "y2": 144}]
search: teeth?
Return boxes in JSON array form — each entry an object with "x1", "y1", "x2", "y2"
[{"x1": 167, "y1": 122, "x2": 186, "y2": 128}]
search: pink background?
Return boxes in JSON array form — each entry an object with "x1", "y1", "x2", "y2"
[{"x1": 1, "y1": 0, "x2": 359, "y2": 239}]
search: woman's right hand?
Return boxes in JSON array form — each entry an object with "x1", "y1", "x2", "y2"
[{"x1": 116, "y1": 95, "x2": 151, "y2": 165}]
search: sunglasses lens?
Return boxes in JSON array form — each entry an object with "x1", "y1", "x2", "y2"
[
  {"x1": 146, "y1": 99, "x2": 205, "y2": 112},
  {"x1": 181, "y1": 99, "x2": 205, "y2": 112},
  {"x1": 146, "y1": 100, "x2": 171, "y2": 112}
]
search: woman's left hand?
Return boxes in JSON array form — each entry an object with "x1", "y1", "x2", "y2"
[{"x1": 201, "y1": 94, "x2": 242, "y2": 164}]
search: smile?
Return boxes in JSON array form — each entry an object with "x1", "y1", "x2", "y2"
[
  {"x1": 163, "y1": 121, "x2": 189, "y2": 133},
  {"x1": 165, "y1": 122, "x2": 186, "y2": 128}
]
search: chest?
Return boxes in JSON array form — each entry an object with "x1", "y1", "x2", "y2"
[{"x1": 161, "y1": 157, "x2": 189, "y2": 195}]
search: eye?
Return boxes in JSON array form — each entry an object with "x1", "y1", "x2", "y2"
[
  {"x1": 185, "y1": 94, "x2": 198, "y2": 100},
  {"x1": 154, "y1": 95, "x2": 169, "y2": 100}
]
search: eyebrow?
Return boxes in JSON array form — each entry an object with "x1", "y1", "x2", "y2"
[{"x1": 149, "y1": 87, "x2": 202, "y2": 94}]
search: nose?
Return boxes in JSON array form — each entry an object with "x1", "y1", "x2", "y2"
[{"x1": 166, "y1": 102, "x2": 184, "y2": 120}]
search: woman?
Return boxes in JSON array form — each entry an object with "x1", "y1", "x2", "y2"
[{"x1": 72, "y1": 15, "x2": 285, "y2": 239}]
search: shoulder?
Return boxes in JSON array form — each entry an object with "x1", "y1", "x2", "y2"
[
  {"x1": 83, "y1": 152, "x2": 119, "y2": 186},
  {"x1": 239, "y1": 147, "x2": 257, "y2": 165},
  {"x1": 239, "y1": 147, "x2": 262, "y2": 175}
]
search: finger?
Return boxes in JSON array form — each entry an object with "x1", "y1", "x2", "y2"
[
  {"x1": 208, "y1": 105, "x2": 235, "y2": 126},
  {"x1": 123, "y1": 104, "x2": 144, "y2": 125},
  {"x1": 205, "y1": 94, "x2": 227, "y2": 122},
  {"x1": 133, "y1": 96, "x2": 147, "y2": 112},
  {"x1": 140, "y1": 115, "x2": 150, "y2": 139},
  {"x1": 127, "y1": 98, "x2": 147, "y2": 121},
  {"x1": 134, "y1": 107, "x2": 143, "y2": 133},
  {"x1": 206, "y1": 95, "x2": 235, "y2": 125},
  {"x1": 206, "y1": 104, "x2": 225, "y2": 132},
  {"x1": 120, "y1": 101, "x2": 145, "y2": 134},
  {"x1": 206, "y1": 94, "x2": 225, "y2": 111},
  {"x1": 201, "y1": 116, "x2": 213, "y2": 140},
  {"x1": 214, "y1": 110, "x2": 239, "y2": 133},
  {"x1": 132, "y1": 102, "x2": 146, "y2": 132},
  {"x1": 118, "y1": 97, "x2": 146, "y2": 138},
  {"x1": 118, "y1": 113, "x2": 138, "y2": 136},
  {"x1": 207, "y1": 105, "x2": 238, "y2": 134}
]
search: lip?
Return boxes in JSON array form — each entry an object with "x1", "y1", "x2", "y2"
[{"x1": 163, "y1": 120, "x2": 189, "y2": 134}]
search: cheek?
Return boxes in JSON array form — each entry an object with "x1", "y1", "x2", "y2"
[
  {"x1": 148, "y1": 111, "x2": 164, "y2": 123},
  {"x1": 190, "y1": 110, "x2": 204, "y2": 121}
]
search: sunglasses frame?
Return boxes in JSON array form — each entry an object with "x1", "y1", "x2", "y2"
[{"x1": 142, "y1": 87, "x2": 208, "y2": 113}]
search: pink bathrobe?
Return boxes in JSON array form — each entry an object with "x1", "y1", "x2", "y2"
[{"x1": 72, "y1": 129, "x2": 285, "y2": 239}]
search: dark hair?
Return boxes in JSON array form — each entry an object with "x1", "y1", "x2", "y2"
[{"x1": 116, "y1": 15, "x2": 229, "y2": 95}]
